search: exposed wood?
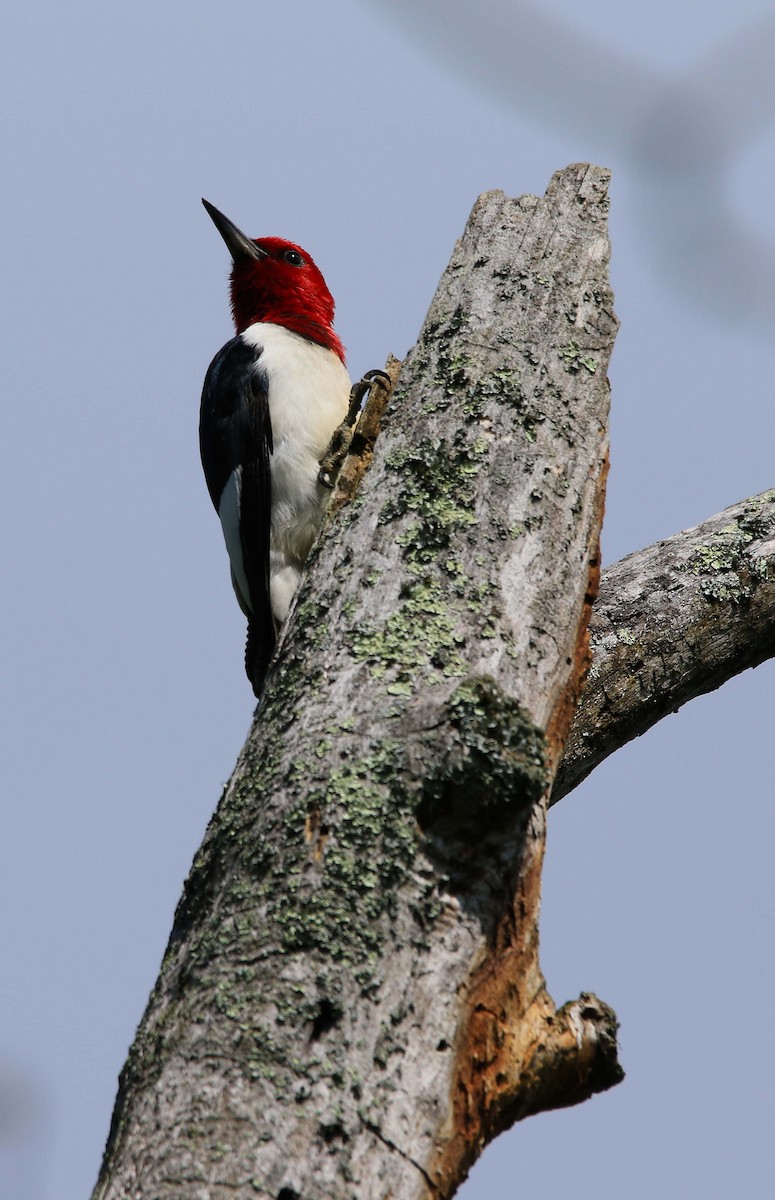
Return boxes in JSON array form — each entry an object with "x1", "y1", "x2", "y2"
[
  {"x1": 93, "y1": 165, "x2": 618, "y2": 1200},
  {"x1": 327, "y1": 356, "x2": 402, "y2": 514},
  {"x1": 554, "y1": 488, "x2": 775, "y2": 803}
]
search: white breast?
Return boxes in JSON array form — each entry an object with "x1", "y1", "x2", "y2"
[{"x1": 241, "y1": 323, "x2": 350, "y2": 622}]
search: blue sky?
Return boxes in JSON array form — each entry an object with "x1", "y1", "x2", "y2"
[{"x1": 2, "y1": 2, "x2": 774, "y2": 1196}]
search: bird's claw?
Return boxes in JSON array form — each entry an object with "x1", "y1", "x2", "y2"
[
  {"x1": 341, "y1": 368, "x2": 390, "y2": 428},
  {"x1": 318, "y1": 369, "x2": 391, "y2": 488},
  {"x1": 318, "y1": 424, "x2": 355, "y2": 488}
]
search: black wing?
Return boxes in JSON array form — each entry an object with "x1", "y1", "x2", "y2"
[{"x1": 200, "y1": 336, "x2": 275, "y2": 695}]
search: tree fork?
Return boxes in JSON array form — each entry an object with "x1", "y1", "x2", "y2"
[{"x1": 94, "y1": 165, "x2": 620, "y2": 1200}]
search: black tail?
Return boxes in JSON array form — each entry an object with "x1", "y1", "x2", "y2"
[{"x1": 245, "y1": 616, "x2": 276, "y2": 699}]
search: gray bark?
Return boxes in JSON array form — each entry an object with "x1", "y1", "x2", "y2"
[
  {"x1": 93, "y1": 164, "x2": 620, "y2": 1200},
  {"x1": 554, "y1": 487, "x2": 775, "y2": 802}
]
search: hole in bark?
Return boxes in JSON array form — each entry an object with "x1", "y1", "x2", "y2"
[
  {"x1": 304, "y1": 809, "x2": 329, "y2": 860},
  {"x1": 277, "y1": 1190, "x2": 300, "y2": 1200},
  {"x1": 310, "y1": 998, "x2": 340, "y2": 1041},
  {"x1": 319, "y1": 1120, "x2": 348, "y2": 1144}
]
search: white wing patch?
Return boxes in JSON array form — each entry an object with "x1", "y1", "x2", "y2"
[
  {"x1": 269, "y1": 560, "x2": 303, "y2": 623},
  {"x1": 218, "y1": 467, "x2": 252, "y2": 615}
]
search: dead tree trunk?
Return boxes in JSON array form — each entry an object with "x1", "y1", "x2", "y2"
[{"x1": 93, "y1": 164, "x2": 622, "y2": 1200}]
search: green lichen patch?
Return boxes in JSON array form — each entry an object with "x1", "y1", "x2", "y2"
[
  {"x1": 355, "y1": 431, "x2": 503, "y2": 690},
  {"x1": 379, "y1": 433, "x2": 486, "y2": 549},
  {"x1": 418, "y1": 676, "x2": 549, "y2": 828},
  {"x1": 615, "y1": 627, "x2": 639, "y2": 647},
  {"x1": 433, "y1": 347, "x2": 475, "y2": 409},
  {"x1": 686, "y1": 508, "x2": 772, "y2": 604},
  {"x1": 267, "y1": 745, "x2": 422, "y2": 972},
  {"x1": 559, "y1": 340, "x2": 598, "y2": 374},
  {"x1": 417, "y1": 305, "x2": 473, "y2": 406},
  {"x1": 351, "y1": 571, "x2": 468, "y2": 686},
  {"x1": 473, "y1": 366, "x2": 547, "y2": 438}
]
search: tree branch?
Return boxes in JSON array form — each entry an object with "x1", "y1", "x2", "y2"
[{"x1": 554, "y1": 488, "x2": 775, "y2": 802}]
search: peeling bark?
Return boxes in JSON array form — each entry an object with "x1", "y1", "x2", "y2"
[
  {"x1": 554, "y1": 487, "x2": 775, "y2": 803},
  {"x1": 93, "y1": 166, "x2": 618, "y2": 1200}
]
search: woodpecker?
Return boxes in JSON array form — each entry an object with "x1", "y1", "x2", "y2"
[{"x1": 200, "y1": 200, "x2": 351, "y2": 696}]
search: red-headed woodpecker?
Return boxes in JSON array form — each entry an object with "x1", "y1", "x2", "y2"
[{"x1": 200, "y1": 200, "x2": 351, "y2": 696}]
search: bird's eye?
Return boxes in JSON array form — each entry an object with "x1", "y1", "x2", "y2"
[{"x1": 283, "y1": 249, "x2": 304, "y2": 267}]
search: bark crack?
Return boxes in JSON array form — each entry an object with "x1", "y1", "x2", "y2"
[{"x1": 361, "y1": 1119, "x2": 440, "y2": 1199}]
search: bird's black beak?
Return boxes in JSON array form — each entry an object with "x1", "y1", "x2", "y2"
[{"x1": 202, "y1": 199, "x2": 268, "y2": 262}]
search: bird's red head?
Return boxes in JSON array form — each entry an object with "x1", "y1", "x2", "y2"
[{"x1": 202, "y1": 200, "x2": 345, "y2": 363}]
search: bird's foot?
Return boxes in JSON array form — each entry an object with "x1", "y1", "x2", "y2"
[{"x1": 318, "y1": 369, "x2": 391, "y2": 488}]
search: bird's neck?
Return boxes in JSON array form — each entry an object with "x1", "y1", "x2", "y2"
[
  {"x1": 231, "y1": 281, "x2": 344, "y2": 363},
  {"x1": 239, "y1": 309, "x2": 345, "y2": 363}
]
